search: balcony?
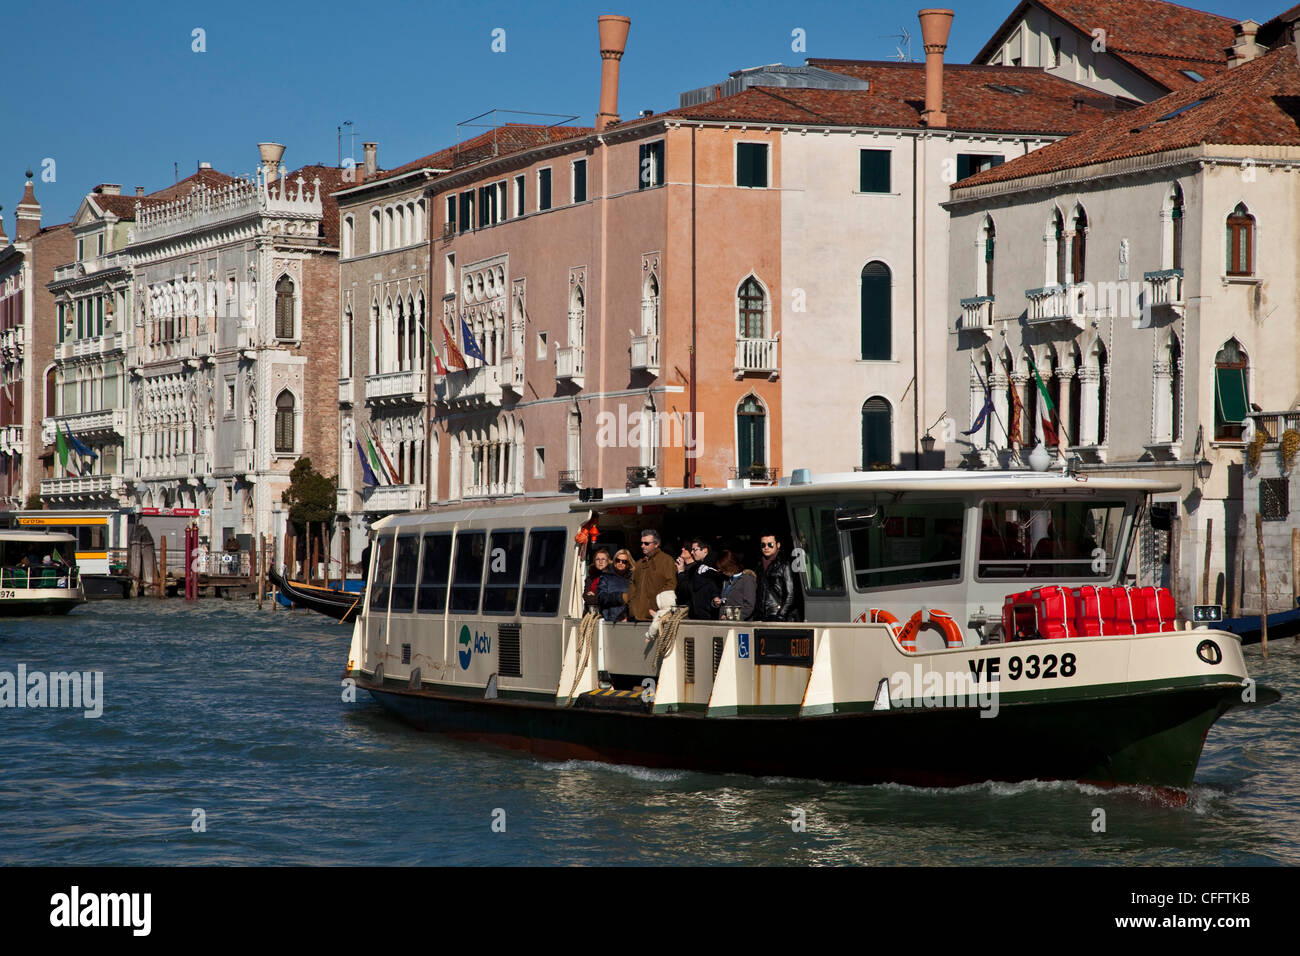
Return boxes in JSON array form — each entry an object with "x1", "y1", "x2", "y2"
[
  {"x1": 232, "y1": 448, "x2": 252, "y2": 475},
  {"x1": 502, "y1": 356, "x2": 524, "y2": 395},
  {"x1": 134, "y1": 453, "x2": 193, "y2": 479},
  {"x1": 558, "y1": 470, "x2": 582, "y2": 492},
  {"x1": 1144, "y1": 269, "x2": 1185, "y2": 316},
  {"x1": 51, "y1": 252, "x2": 130, "y2": 283},
  {"x1": 627, "y1": 465, "x2": 656, "y2": 487},
  {"x1": 336, "y1": 486, "x2": 352, "y2": 514},
  {"x1": 556, "y1": 345, "x2": 585, "y2": 387},
  {"x1": 361, "y1": 483, "x2": 426, "y2": 514},
  {"x1": 631, "y1": 333, "x2": 660, "y2": 375},
  {"x1": 728, "y1": 466, "x2": 779, "y2": 486},
  {"x1": 734, "y1": 336, "x2": 780, "y2": 380},
  {"x1": 1025, "y1": 284, "x2": 1086, "y2": 329},
  {"x1": 0, "y1": 424, "x2": 23, "y2": 454},
  {"x1": 957, "y1": 296, "x2": 994, "y2": 333},
  {"x1": 365, "y1": 368, "x2": 426, "y2": 405},
  {"x1": 58, "y1": 330, "x2": 128, "y2": 361},
  {"x1": 441, "y1": 364, "x2": 502, "y2": 406},
  {"x1": 56, "y1": 407, "x2": 128, "y2": 438},
  {"x1": 0, "y1": 326, "x2": 24, "y2": 362},
  {"x1": 40, "y1": 473, "x2": 127, "y2": 502}
]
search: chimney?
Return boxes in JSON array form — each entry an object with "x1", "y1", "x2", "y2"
[
  {"x1": 258, "y1": 142, "x2": 286, "y2": 183},
  {"x1": 15, "y1": 171, "x2": 41, "y2": 241},
  {"x1": 94, "y1": 183, "x2": 122, "y2": 195},
  {"x1": 135, "y1": 186, "x2": 145, "y2": 197},
  {"x1": 596, "y1": 15, "x2": 631, "y2": 130},
  {"x1": 363, "y1": 142, "x2": 378, "y2": 178},
  {"x1": 1227, "y1": 20, "x2": 1262, "y2": 66},
  {"x1": 918, "y1": 8, "x2": 954, "y2": 128}
]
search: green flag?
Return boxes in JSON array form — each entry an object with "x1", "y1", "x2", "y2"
[
  {"x1": 1029, "y1": 360, "x2": 1055, "y2": 413},
  {"x1": 55, "y1": 427, "x2": 72, "y2": 476},
  {"x1": 366, "y1": 438, "x2": 387, "y2": 485},
  {"x1": 1028, "y1": 358, "x2": 1060, "y2": 446}
]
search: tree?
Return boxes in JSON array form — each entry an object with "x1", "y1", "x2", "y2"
[{"x1": 281, "y1": 457, "x2": 336, "y2": 537}]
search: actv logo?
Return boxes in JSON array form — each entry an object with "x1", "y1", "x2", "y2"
[{"x1": 457, "y1": 625, "x2": 492, "y2": 670}]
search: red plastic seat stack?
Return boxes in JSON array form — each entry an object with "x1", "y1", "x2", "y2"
[
  {"x1": 1006, "y1": 585, "x2": 1178, "y2": 640},
  {"x1": 1002, "y1": 586, "x2": 1074, "y2": 640}
]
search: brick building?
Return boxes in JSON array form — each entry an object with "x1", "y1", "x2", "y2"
[{"x1": 0, "y1": 173, "x2": 75, "y2": 508}]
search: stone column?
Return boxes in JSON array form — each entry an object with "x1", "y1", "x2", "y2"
[
  {"x1": 1078, "y1": 366, "x2": 1100, "y2": 446},
  {"x1": 991, "y1": 371, "x2": 1010, "y2": 451},
  {"x1": 1152, "y1": 359, "x2": 1173, "y2": 443}
]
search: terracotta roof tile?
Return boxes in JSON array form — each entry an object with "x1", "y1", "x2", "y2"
[
  {"x1": 90, "y1": 193, "x2": 142, "y2": 221},
  {"x1": 977, "y1": 0, "x2": 1236, "y2": 93},
  {"x1": 672, "y1": 61, "x2": 1124, "y2": 134},
  {"x1": 954, "y1": 44, "x2": 1300, "y2": 189}
]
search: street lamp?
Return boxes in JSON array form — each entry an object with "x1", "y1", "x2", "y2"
[
  {"x1": 921, "y1": 432, "x2": 936, "y2": 455},
  {"x1": 1194, "y1": 425, "x2": 1212, "y2": 483}
]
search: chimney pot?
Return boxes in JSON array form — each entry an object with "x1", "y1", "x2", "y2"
[
  {"x1": 596, "y1": 15, "x2": 631, "y2": 131},
  {"x1": 1227, "y1": 19, "x2": 1262, "y2": 66},
  {"x1": 918, "y1": 8, "x2": 954, "y2": 128},
  {"x1": 135, "y1": 186, "x2": 144, "y2": 197},
  {"x1": 363, "y1": 142, "x2": 378, "y2": 178}
]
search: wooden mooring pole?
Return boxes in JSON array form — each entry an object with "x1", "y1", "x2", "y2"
[
  {"x1": 1201, "y1": 519, "x2": 1213, "y2": 606},
  {"x1": 1169, "y1": 515, "x2": 1181, "y2": 626},
  {"x1": 1256, "y1": 513, "x2": 1268, "y2": 659},
  {"x1": 1293, "y1": 527, "x2": 1300, "y2": 643},
  {"x1": 158, "y1": 535, "x2": 167, "y2": 598},
  {"x1": 257, "y1": 533, "x2": 265, "y2": 610}
]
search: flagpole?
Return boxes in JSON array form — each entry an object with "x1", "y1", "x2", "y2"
[
  {"x1": 967, "y1": 357, "x2": 1013, "y2": 457},
  {"x1": 1027, "y1": 355, "x2": 1077, "y2": 449}
]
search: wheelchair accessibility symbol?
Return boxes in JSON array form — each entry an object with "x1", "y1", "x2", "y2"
[{"x1": 738, "y1": 633, "x2": 750, "y2": 659}]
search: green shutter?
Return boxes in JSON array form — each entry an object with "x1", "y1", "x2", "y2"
[
  {"x1": 859, "y1": 150, "x2": 890, "y2": 193},
  {"x1": 860, "y1": 263, "x2": 891, "y2": 360},
  {"x1": 862, "y1": 399, "x2": 891, "y2": 467},
  {"x1": 1215, "y1": 367, "x2": 1249, "y2": 425}
]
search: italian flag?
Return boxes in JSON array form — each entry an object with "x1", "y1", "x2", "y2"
[
  {"x1": 55, "y1": 428, "x2": 76, "y2": 477},
  {"x1": 1030, "y1": 360, "x2": 1060, "y2": 448}
]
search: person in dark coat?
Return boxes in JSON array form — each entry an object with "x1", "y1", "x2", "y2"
[
  {"x1": 582, "y1": 547, "x2": 612, "y2": 610},
  {"x1": 674, "y1": 545, "x2": 695, "y2": 607},
  {"x1": 712, "y1": 550, "x2": 757, "y2": 620},
  {"x1": 595, "y1": 549, "x2": 634, "y2": 622},
  {"x1": 627, "y1": 529, "x2": 678, "y2": 621},
  {"x1": 684, "y1": 537, "x2": 724, "y2": 620},
  {"x1": 756, "y1": 533, "x2": 800, "y2": 621}
]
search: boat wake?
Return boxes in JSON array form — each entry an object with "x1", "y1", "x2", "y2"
[{"x1": 536, "y1": 758, "x2": 690, "y2": 783}]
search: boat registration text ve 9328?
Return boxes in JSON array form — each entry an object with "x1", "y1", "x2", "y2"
[{"x1": 968, "y1": 653, "x2": 1078, "y2": 682}]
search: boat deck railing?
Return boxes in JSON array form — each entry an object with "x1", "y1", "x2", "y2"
[{"x1": 0, "y1": 566, "x2": 81, "y2": 589}]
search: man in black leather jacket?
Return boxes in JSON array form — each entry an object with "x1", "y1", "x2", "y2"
[{"x1": 756, "y1": 533, "x2": 800, "y2": 621}]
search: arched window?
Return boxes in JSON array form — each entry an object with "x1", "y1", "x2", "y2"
[
  {"x1": 569, "y1": 286, "x2": 585, "y2": 347},
  {"x1": 275, "y1": 391, "x2": 295, "y2": 453},
  {"x1": 643, "y1": 274, "x2": 660, "y2": 336},
  {"x1": 1226, "y1": 203, "x2": 1254, "y2": 276},
  {"x1": 342, "y1": 215, "x2": 354, "y2": 259},
  {"x1": 737, "y1": 277, "x2": 765, "y2": 339},
  {"x1": 1067, "y1": 343, "x2": 1083, "y2": 445},
  {"x1": 395, "y1": 298, "x2": 406, "y2": 371},
  {"x1": 274, "y1": 276, "x2": 295, "y2": 339},
  {"x1": 982, "y1": 217, "x2": 996, "y2": 296},
  {"x1": 1071, "y1": 206, "x2": 1088, "y2": 283},
  {"x1": 383, "y1": 207, "x2": 394, "y2": 250},
  {"x1": 860, "y1": 262, "x2": 891, "y2": 360},
  {"x1": 369, "y1": 209, "x2": 380, "y2": 254},
  {"x1": 341, "y1": 305, "x2": 353, "y2": 379},
  {"x1": 1170, "y1": 185, "x2": 1184, "y2": 271},
  {"x1": 737, "y1": 394, "x2": 767, "y2": 471},
  {"x1": 1214, "y1": 338, "x2": 1249, "y2": 440},
  {"x1": 1094, "y1": 342, "x2": 1108, "y2": 445},
  {"x1": 407, "y1": 295, "x2": 417, "y2": 371},
  {"x1": 860, "y1": 397, "x2": 891, "y2": 468},
  {"x1": 1169, "y1": 335, "x2": 1182, "y2": 443},
  {"x1": 1052, "y1": 209, "x2": 1067, "y2": 285},
  {"x1": 370, "y1": 300, "x2": 380, "y2": 376}
]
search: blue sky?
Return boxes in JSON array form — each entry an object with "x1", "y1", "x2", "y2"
[{"x1": 1, "y1": 0, "x2": 1263, "y2": 229}]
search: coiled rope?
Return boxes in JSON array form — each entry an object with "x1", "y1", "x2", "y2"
[
  {"x1": 649, "y1": 607, "x2": 690, "y2": 670},
  {"x1": 567, "y1": 610, "x2": 601, "y2": 700}
]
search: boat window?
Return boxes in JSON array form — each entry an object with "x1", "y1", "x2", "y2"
[
  {"x1": 78, "y1": 526, "x2": 106, "y2": 550},
  {"x1": 483, "y1": 530, "x2": 525, "y2": 614},
  {"x1": 450, "y1": 531, "x2": 487, "y2": 613},
  {"x1": 521, "y1": 528, "x2": 567, "y2": 615},
  {"x1": 368, "y1": 533, "x2": 395, "y2": 609},
  {"x1": 977, "y1": 499, "x2": 1126, "y2": 579},
  {"x1": 791, "y1": 504, "x2": 845, "y2": 592},
  {"x1": 389, "y1": 535, "x2": 420, "y2": 612},
  {"x1": 849, "y1": 500, "x2": 964, "y2": 590},
  {"x1": 416, "y1": 533, "x2": 451, "y2": 613}
]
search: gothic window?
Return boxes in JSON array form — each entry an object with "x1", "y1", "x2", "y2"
[
  {"x1": 1226, "y1": 203, "x2": 1254, "y2": 276},
  {"x1": 1169, "y1": 335, "x2": 1182, "y2": 443},
  {"x1": 1067, "y1": 343, "x2": 1082, "y2": 445},
  {"x1": 860, "y1": 262, "x2": 891, "y2": 360},
  {"x1": 275, "y1": 276, "x2": 295, "y2": 339},
  {"x1": 1071, "y1": 206, "x2": 1088, "y2": 283},
  {"x1": 275, "y1": 391, "x2": 295, "y2": 453},
  {"x1": 1052, "y1": 208, "x2": 1067, "y2": 285},
  {"x1": 396, "y1": 298, "x2": 406, "y2": 371},
  {"x1": 370, "y1": 209, "x2": 380, "y2": 253},
  {"x1": 1170, "y1": 184, "x2": 1184, "y2": 271},
  {"x1": 982, "y1": 217, "x2": 996, "y2": 296},
  {"x1": 569, "y1": 286, "x2": 585, "y2": 347},
  {"x1": 643, "y1": 273, "x2": 659, "y2": 336},
  {"x1": 1095, "y1": 342, "x2": 1108, "y2": 445},
  {"x1": 860, "y1": 397, "x2": 891, "y2": 468},
  {"x1": 1214, "y1": 339, "x2": 1249, "y2": 441},
  {"x1": 738, "y1": 394, "x2": 767, "y2": 470},
  {"x1": 737, "y1": 277, "x2": 765, "y2": 339},
  {"x1": 343, "y1": 215, "x2": 354, "y2": 258}
]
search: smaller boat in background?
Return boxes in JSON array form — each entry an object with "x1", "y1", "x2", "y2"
[
  {"x1": 0, "y1": 530, "x2": 86, "y2": 616},
  {"x1": 268, "y1": 567, "x2": 364, "y2": 622},
  {"x1": 1208, "y1": 598, "x2": 1300, "y2": 646}
]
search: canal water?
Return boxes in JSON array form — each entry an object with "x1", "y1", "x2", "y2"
[{"x1": 2, "y1": 599, "x2": 1298, "y2": 866}]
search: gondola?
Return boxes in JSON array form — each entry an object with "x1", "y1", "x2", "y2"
[
  {"x1": 267, "y1": 566, "x2": 364, "y2": 622},
  {"x1": 1208, "y1": 597, "x2": 1300, "y2": 646}
]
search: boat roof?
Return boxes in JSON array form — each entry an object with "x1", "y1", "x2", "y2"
[
  {"x1": 373, "y1": 470, "x2": 1177, "y2": 530},
  {"x1": 0, "y1": 530, "x2": 79, "y2": 544},
  {"x1": 576, "y1": 470, "x2": 1180, "y2": 513}
]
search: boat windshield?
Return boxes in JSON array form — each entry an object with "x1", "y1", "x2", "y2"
[
  {"x1": 847, "y1": 499, "x2": 964, "y2": 590},
  {"x1": 976, "y1": 498, "x2": 1127, "y2": 579}
]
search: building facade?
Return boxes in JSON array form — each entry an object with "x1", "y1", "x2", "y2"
[
  {"x1": 943, "y1": 43, "x2": 1300, "y2": 609},
  {"x1": 0, "y1": 175, "x2": 75, "y2": 509},
  {"x1": 124, "y1": 148, "x2": 341, "y2": 551}
]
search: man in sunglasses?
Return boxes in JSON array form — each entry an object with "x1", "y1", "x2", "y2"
[
  {"x1": 626, "y1": 529, "x2": 677, "y2": 621},
  {"x1": 756, "y1": 533, "x2": 800, "y2": 622}
]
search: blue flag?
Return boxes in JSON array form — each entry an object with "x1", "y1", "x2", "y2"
[
  {"x1": 963, "y1": 368, "x2": 995, "y2": 437},
  {"x1": 355, "y1": 439, "x2": 379, "y2": 487},
  {"x1": 63, "y1": 423, "x2": 98, "y2": 460},
  {"x1": 460, "y1": 318, "x2": 487, "y2": 363}
]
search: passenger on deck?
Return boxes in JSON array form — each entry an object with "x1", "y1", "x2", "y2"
[
  {"x1": 713, "y1": 550, "x2": 757, "y2": 620},
  {"x1": 626, "y1": 529, "x2": 678, "y2": 621},
  {"x1": 757, "y1": 534, "x2": 800, "y2": 622},
  {"x1": 684, "y1": 538, "x2": 724, "y2": 619},
  {"x1": 582, "y1": 547, "x2": 612, "y2": 609},
  {"x1": 674, "y1": 545, "x2": 695, "y2": 607},
  {"x1": 596, "y1": 549, "x2": 634, "y2": 622}
]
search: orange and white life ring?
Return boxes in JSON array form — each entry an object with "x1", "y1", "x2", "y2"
[
  {"x1": 895, "y1": 608, "x2": 965, "y2": 653},
  {"x1": 867, "y1": 608, "x2": 902, "y2": 639}
]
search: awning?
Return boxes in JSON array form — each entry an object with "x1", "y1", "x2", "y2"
[{"x1": 1215, "y1": 367, "x2": 1249, "y2": 424}]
